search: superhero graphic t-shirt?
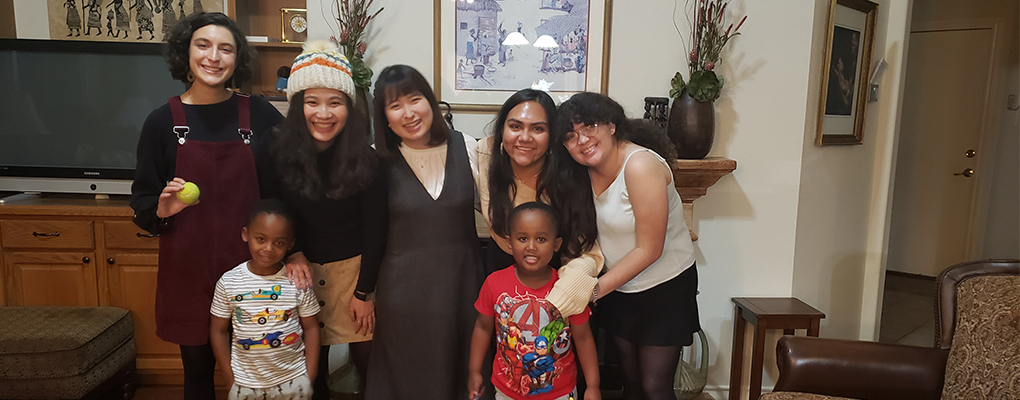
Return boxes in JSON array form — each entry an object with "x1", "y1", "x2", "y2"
[{"x1": 474, "y1": 267, "x2": 590, "y2": 400}]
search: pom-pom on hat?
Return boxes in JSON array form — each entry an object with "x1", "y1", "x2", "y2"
[{"x1": 286, "y1": 40, "x2": 356, "y2": 103}]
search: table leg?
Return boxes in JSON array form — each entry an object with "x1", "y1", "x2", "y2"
[
  {"x1": 808, "y1": 318, "x2": 821, "y2": 337},
  {"x1": 749, "y1": 322, "x2": 768, "y2": 400},
  {"x1": 729, "y1": 307, "x2": 747, "y2": 400}
]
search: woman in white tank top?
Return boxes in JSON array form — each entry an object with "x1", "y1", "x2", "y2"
[{"x1": 554, "y1": 92, "x2": 701, "y2": 400}]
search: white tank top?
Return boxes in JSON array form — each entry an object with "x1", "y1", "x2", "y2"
[{"x1": 594, "y1": 148, "x2": 696, "y2": 293}]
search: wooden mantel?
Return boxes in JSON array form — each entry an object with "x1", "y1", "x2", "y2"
[{"x1": 672, "y1": 157, "x2": 737, "y2": 241}]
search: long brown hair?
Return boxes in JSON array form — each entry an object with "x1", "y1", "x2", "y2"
[
  {"x1": 488, "y1": 89, "x2": 597, "y2": 259},
  {"x1": 271, "y1": 90, "x2": 377, "y2": 200}
]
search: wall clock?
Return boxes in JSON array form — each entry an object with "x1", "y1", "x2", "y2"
[{"x1": 281, "y1": 8, "x2": 307, "y2": 43}]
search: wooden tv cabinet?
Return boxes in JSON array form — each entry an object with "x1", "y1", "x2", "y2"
[{"x1": 0, "y1": 194, "x2": 182, "y2": 384}]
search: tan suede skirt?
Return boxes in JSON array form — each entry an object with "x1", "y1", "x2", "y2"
[{"x1": 310, "y1": 255, "x2": 372, "y2": 345}]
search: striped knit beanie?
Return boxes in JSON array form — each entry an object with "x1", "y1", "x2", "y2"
[{"x1": 287, "y1": 40, "x2": 356, "y2": 103}]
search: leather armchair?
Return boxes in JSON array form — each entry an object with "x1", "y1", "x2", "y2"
[{"x1": 760, "y1": 259, "x2": 1019, "y2": 400}]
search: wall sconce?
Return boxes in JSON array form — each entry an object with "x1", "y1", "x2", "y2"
[
  {"x1": 532, "y1": 35, "x2": 559, "y2": 50},
  {"x1": 502, "y1": 31, "x2": 529, "y2": 46}
]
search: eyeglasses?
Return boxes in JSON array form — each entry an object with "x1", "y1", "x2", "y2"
[{"x1": 563, "y1": 123, "x2": 600, "y2": 147}]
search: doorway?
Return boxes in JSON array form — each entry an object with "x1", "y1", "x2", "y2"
[{"x1": 886, "y1": 25, "x2": 996, "y2": 278}]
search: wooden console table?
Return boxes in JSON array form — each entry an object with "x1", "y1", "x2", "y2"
[
  {"x1": 0, "y1": 194, "x2": 182, "y2": 385},
  {"x1": 672, "y1": 157, "x2": 736, "y2": 241},
  {"x1": 729, "y1": 297, "x2": 825, "y2": 400}
]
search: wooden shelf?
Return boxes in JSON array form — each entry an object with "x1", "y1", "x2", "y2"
[
  {"x1": 227, "y1": 0, "x2": 306, "y2": 97},
  {"x1": 671, "y1": 157, "x2": 737, "y2": 241},
  {"x1": 252, "y1": 42, "x2": 303, "y2": 49}
]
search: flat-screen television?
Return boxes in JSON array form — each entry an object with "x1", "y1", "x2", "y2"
[{"x1": 0, "y1": 39, "x2": 183, "y2": 196}]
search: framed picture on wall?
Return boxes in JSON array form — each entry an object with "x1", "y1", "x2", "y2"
[
  {"x1": 434, "y1": 0, "x2": 612, "y2": 111},
  {"x1": 815, "y1": 0, "x2": 877, "y2": 145},
  {"x1": 46, "y1": 0, "x2": 224, "y2": 42}
]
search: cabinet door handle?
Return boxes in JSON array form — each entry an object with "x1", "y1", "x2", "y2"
[
  {"x1": 136, "y1": 232, "x2": 159, "y2": 238},
  {"x1": 82, "y1": 257, "x2": 90, "y2": 263},
  {"x1": 107, "y1": 258, "x2": 115, "y2": 265},
  {"x1": 33, "y1": 231, "x2": 60, "y2": 237}
]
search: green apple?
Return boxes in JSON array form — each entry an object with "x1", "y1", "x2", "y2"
[{"x1": 176, "y1": 182, "x2": 200, "y2": 205}]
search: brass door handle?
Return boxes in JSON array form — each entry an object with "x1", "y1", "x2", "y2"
[{"x1": 953, "y1": 168, "x2": 974, "y2": 177}]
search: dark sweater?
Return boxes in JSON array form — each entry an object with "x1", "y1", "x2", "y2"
[
  {"x1": 130, "y1": 94, "x2": 284, "y2": 234},
  {"x1": 256, "y1": 131, "x2": 388, "y2": 295}
]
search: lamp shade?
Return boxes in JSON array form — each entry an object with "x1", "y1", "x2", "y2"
[
  {"x1": 502, "y1": 31, "x2": 529, "y2": 46},
  {"x1": 533, "y1": 35, "x2": 559, "y2": 50}
]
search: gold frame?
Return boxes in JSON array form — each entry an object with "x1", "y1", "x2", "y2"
[
  {"x1": 815, "y1": 0, "x2": 878, "y2": 145},
  {"x1": 281, "y1": 8, "x2": 307, "y2": 44},
  {"x1": 433, "y1": 0, "x2": 613, "y2": 112}
]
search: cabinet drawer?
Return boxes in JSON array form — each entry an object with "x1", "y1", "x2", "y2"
[
  {"x1": 104, "y1": 221, "x2": 159, "y2": 250},
  {"x1": 1, "y1": 220, "x2": 94, "y2": 248}
]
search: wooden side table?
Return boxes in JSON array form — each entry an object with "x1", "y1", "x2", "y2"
[{"x1": 729, "y1": 297, "x2": 825, "y2": 400}]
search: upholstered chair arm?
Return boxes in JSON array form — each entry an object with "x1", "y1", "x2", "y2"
[{"x1": 771, "y1": 336, "x2": 949, "y2": 400}]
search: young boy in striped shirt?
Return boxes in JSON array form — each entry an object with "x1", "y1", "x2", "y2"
[{"x1": 210, "y1": 199, "x2": 321, "y2": 399}]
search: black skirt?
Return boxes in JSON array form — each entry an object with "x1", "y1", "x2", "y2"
[{"x1": 594, "y1": 263, "x2": 701, "y2": 346}]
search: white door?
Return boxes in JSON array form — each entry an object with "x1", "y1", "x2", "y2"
[{"x1": 887, "y1": 27, "x2": 995, "y2": 277}]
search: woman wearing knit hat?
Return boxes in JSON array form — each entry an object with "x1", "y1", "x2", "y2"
[
  {"x1": 255, "y1": 40, "x2": 386, "y2": 400},
  {"x1": 131, "y1": 12, "x2": 284, "y2": 400}
]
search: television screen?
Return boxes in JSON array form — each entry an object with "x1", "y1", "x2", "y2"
[{"x1": 0, "y1": 39, "x2": 183, "y2": 194}]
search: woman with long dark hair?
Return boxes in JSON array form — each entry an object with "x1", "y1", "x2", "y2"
[
  {"x1": 130, "y1": 12, "x2": 283, "y2": 399},
  {"x1": 255, "y1": 41, "x2": 386, "y2": 400},
  {"x1": 478, "y1": 89, "x2": 602, "y2": 318},
  {"x1": 365, "y1": 64, "x2": 482, "y2": 400},
  {"x1": 554, "y1": 92, "x2": 699, "y2": 400}
]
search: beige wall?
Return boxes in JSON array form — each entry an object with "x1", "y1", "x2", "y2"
[{"x1": 12, "y1": 0, "x2": 926, "y2": 397}]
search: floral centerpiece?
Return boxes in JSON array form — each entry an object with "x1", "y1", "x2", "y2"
[
  {"x1": 332, "y1": 0, "x2": 383, "y2": 90},
  {"x1": 669, "y1": 0, "x2": 746, "y2": 102}
]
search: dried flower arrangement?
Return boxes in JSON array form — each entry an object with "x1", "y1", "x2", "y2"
[
  {"x1": 670, "y1": 0, "x2": 746, "y2": 102},
  {"x1": 331, "y1": 0, "x2": 383, "y2": 90}
]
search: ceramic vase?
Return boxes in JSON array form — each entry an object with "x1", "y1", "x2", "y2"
[{"x1": 667, "y1": 92, "x2": 716, "y2": 159}]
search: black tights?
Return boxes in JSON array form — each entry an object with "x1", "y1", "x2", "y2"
[
  {"x1": 612, "y1": 335, "x2": 682, "y2": 400},
  {"x1": 180, "y1": 344, "x2": 216, "y2": 400},
  {"x1": 311, "y1": 341, "x2": 372, "y2": 400}
]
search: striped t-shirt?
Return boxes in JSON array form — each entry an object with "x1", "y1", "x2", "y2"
[{"x1": 211, "y1": 262, "x2": 320, "y2": 388}]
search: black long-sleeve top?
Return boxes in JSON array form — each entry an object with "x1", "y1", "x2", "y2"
[
  {"x1": 255, "y1": 131, "x2": 388, "y2": 295},
  {"x1": 130, "y1": 94, "x2": 284, "y2": 234}
]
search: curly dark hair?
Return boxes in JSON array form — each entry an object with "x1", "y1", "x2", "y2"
[
  {"x1": 163, "y1": 12, "x2": 254, "y2": 88},
  {"x1": 554, "y1": 92, "x2": 677, "y2": 163},
  {"x1": 508, "y1": 201, "x2": 559, "y2": 237},
  {"x1": 246, "y1": 198, "x2": 295, "y2": 234},
  {"x1": 372, "y1": 65, "x2": 450, "y2": 157},
  {"x1": 271, "y1": 90, "x2": 377, "y2": 200},
  {"x1": 487, "y1": 89, "x2": 597, "y2": 259}
]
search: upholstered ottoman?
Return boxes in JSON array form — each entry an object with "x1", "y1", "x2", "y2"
[{"x1": 0, "y1": 307, "x2": 137, "y2": 400}]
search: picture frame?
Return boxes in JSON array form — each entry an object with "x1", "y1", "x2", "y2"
[
  {"x1": 281, "y1": 8, "x2": 307, "y2": 44},
  {"x1": 434, "y1": 0, "x2": 613, "y2": 111},
  {"x1": 815, "y1": 0, "x2": 877, "y2": 145}
]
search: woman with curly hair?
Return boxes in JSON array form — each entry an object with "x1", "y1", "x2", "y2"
[
  {"x1": 554, "y1": 92, "x2": 699, "y2": 400},
  {"x1": 130, "y1": 12, "x2": 282, "y2": 400},
  {"x1": 256, "y1": 40, "x2": 386, "y2": 400},
  {"x1": 477, "y1": 88, "x2": 602, "y2": 319}
]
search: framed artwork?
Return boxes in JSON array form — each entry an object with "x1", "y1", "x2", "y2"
[
  {"x1": 815, "y1": 0, "x2": 877, "y2": 145},
  {"x1": 47, "y1": 0, "x2": 223, "y2": 42},
  {"x1": 434, "y1": 0, "x2": 613, "y2": 111}
]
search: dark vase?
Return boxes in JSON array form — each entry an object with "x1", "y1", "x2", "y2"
[
  {"x1": 667, "y1": 92, "x2": 716, "y2": 159},
  {"x1": 354, "y1": 86, "x2": 373, "y2": 142}
]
